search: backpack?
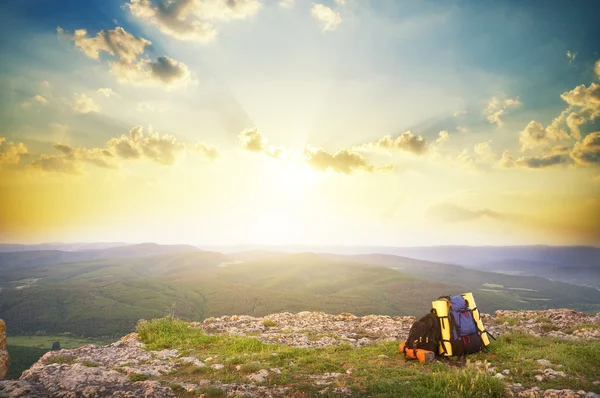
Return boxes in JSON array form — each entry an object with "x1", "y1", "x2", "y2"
[
  {"x1": 402, "y1": 311, "x2": 441, "y2": 355},
  {"x1": 444, "y1": 295, "x2": 484, "y2": 355}
]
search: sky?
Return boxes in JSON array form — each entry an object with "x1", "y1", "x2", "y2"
[{"x1": 0, "y1": 0, "x2": 599, "y2": 247}]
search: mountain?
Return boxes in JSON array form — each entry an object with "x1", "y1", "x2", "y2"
[
  {"x1": 0, "y1": 242, "x2": 128, "y2": 252},
  {"x1": 1, "y1": 246, "x2": 600, "y2": 338}
]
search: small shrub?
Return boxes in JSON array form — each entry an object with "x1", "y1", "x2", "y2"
[
  {"x1": 129, "y1": 373, "x2": 150, "y2": 382},
  {"x1": 496, "y1": 316, "x2": 519, "y2": 326},
  {"x1": 262, "y1": 319, "x2": 277, "y2": 328},
  {"x1": 239, "y1": 363, "x2": 263, "y2": 373},
  {"x1": 81, "y1": 361, "x2": 101, "y2": 367},
  {"x1": 197, "y1": 386, "x2": 227, "y2": 397},
  {"x1": 565, "y1": 324, "x2": 600, "y2": 335},
  {"x1": 540, "y1": 323, "x2": 559, "y2": 333},
  {"x1": 51, "y1": 341, "x2": 61, "y2": 351}
]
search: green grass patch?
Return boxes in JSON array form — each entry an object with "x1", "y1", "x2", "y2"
[
  {"x1": 129, "y1": 373, "x2": 150, "y2": 382},
  {"x1": 262, "y1": 319, "x2": 277, "y2": 327},
  {"x1": 133, "y1": 317, "x2": 600, "y2": 396},
  {"x1": 42, "y1": 354, "x2": 76, "y2": 364},
  {"x1": 495, "y1": 316, "x2": 520, "y2": 326},
  {"x1": 565, "y1": 324, "x2": 600, "y2": 334}
]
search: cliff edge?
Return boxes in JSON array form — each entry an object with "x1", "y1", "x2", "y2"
[{"x1": 1, "y1": 309, "x2": 599, "y2": 397}]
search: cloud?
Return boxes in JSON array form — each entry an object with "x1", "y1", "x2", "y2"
[
  {"x1": 238, "y1": 128, "x2": 283, "y2": 158},
  {"x1": 31, "y1": 143, "x2": 116, "y2": 174},
  {"x1": 435, "y1": 131, "x2": 449, "y2": 146},
  {"x1": 499, "y1": 150, "x2": 568, "y2": 169},
  {"x1": 566, "y1": 112, "x2": 585, "y2": 140},
  {"x1": 97, "y1": 88, "x2": 117, "y2": 98},
  {"x1": 311, "y1": 4, "x2": 341, "y2": 32},
  {"x1": 566, "y1": 50, "x2": 577, "y2": 63},
  {"x1": 0, "y1": 137, "x2": 28, "y2": 169},
  {"x1": 21, "y1": 95, "x2": 48, "y2": 108},
  {"x1": 304, "y1": 146, "x2": 392, "y2": 174},
  {"x1": 32, "y1": 154, "x2": 80, "y2": 174},
  {"x1": 279, "y1": 0, "x2": 295, "y2": 7},
  {"x1": 108, "y1": 56, "x2": 190, "y2": 87},
  {"x1": 190, "y1": 142, "x2": 219, "y2": 160},
  {"x1": 570, "y1": 132, "x2": 600, "y2": 166},
  {"x1": 40, "y1": 81, "x2": 51, "y2": 87},
  {"x1": 29, "y1": 126, "x2": 216, "y2": 174},
  {"x1": 106, "y1": 126, "x2": 188, "y2": 165},
  {"x1": 456, "y1": 141, "x2": 497, "y2": 170},
  {"x1": 73, "y1": 93, "x2": 100, "y2": 114},
  {"x1": 515, "y1": 154, "x2": 568, "y2": 168},
  {"x1": 595, "y1": 60, "x2": 600, "y2": 78},
  {"x1": 126, "y1": 0, "x2": 260, "y2": 42},
  {"x1": 59, "y1": 26, "x2": 190, "y2": 88},
  {"x1": 560, "y1": 83, "x2": 600, "y2": 119},
  {"x1": 359, "y1": 131, "x2": 429, "y2": 155},
  {"x1": 519, "y1": 120, "x2": 569, "y2": 151},
  {"x1": 58, "y1": 26, "x2": 149, "y2": 63},
  {"x1": 426, "y1": 203, "x2": 500, "y2": 223},
  {"x1": 484, "y1": 96, "x2": 521, "y2": 127}
]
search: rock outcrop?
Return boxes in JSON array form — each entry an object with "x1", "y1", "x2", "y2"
[
  {"x1": 0, "y1": 320, "x2": 8, "y2": 380},
  {"x1": 0, "y1": 309, "x2": 599, "y2": 397}
]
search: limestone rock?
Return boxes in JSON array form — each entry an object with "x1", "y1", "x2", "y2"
[{"x1": 0, "y1": 320, "x2": 8, "y2": 380}]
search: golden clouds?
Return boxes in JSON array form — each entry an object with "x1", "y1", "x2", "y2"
[
  {"x1": 238, "y1": 128, "x2": 283, "y2": 159},
  {"x1": 0, "y1": 138, "x2": 28, "y2": 169},
  {"x1": 304, "y1": 147, "x2": 392, "y2": 174},
  {"x1": 361, "y1": 131, "x2": 429, "y2": 155},
  {"x1": 484, "y1": 96, "x2": 521, "y2": 127},
  {"x1": 15, "y1": 126, "x2": 217, "y2": 175},
  {"x1": 571, "y1": 132, "x2": 600, "y2": 166}
]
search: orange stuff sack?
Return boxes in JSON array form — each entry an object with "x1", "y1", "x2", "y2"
[{"x1": 399, "y1": 342, "x2": 436, "y2": 362}]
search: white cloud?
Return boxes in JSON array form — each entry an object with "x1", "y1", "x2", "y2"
[
  {"x1": 595, "y1": 60, "x2": 600, "y2": 78},
  {"x1": 97, "y1": 88, "x2": 117, "y2": 98},
  {"x1": 484, "y1": 96, "x2": 521, "y2": 127},
  {"x1": 73, "y1": 93, "x2": 100, "y2": 114},
  {"x1": 126, "y1": 0, "x2": 260, "y2": 42},
  {"x1": 311, "y1": 4, "x2": 341, "y2": 32},
  {"x1": 40, "y1": 81, "x2": 50, "y2": 87},
  {"x1": 566, "y1": 50, "x2": 577, "y2": 63},
  {"x1": 136, "y1": 102, "x2": 167, "y2": 113}
]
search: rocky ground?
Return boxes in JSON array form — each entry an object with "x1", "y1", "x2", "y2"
[{"x1": 1, "y1": 309, "x2": 600, "y2": 397}]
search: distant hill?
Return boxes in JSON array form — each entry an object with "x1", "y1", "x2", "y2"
[
  {"x1": 1, "y1": 247, "x2": 600, "y2": 338},
  {"x1": 0, "y1": 242, "x2": 128, "y2": 252}
]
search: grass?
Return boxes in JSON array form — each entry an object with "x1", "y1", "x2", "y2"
[
  {"x1": 134, "y1": 317, "x2": 520, "y2": 397},
  {"x1": 565, "y1": 324, "x2": 600, "y2": 334},
  {"x1": 42, "y1": 354, "x2": 76, "y2": 364}
]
